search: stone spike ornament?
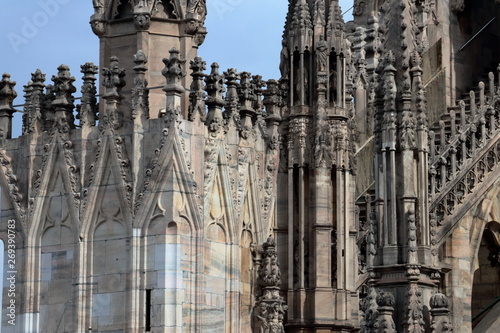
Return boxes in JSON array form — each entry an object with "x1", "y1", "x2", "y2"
[
  {"x1": 162, "y1": 47, "x2": 186, "y2": 113},
  {"x1": 132, "y1": 50, "x2": 149, "y2": 121},
  {"x1": 291, "y1": 0, "x2": 313, "y2": 32},
  {"x1": 327, "y1": 0, "x2": 345, "y2": 37},
  {"x1": 374, "y1": 291, "x2": 397, "y2": 333},
  {"x1": 263, "y1": 79, "x2": 281, "y2": 122},
  {"x1": 101, "y1": 56, "x2": 126, "y2": 130},
  {"x1": 188, "y1": 56, "x2": 207, "y2": 122},
  {"x1": 430, "y1": 294, "x2": 453, "y2": 332},
  {"x1": 204, "y1": 63, "x2": 225, "y2": 136},
  {"x1": 238, "y1": 71, "x2": 256, "y2": 116},
  {"x1": 51, "y1": 64, "x2": 77, "y2": 133},
  {"x1": 0, "y1": 73, "x2": 17, "y2": 139},
  {"x1": 253, "y1": 237, "x2": 288, "y2": 333},
  {"x1": 28, "y1": 69, "x2": 46, "y2": 135},
  {"x1": 21, "y1": 82, "x2": 32, "y2": 135},
  {"x1": 162, "y1": 48, "x2": 186, "y2": 93},
  {"x1": 80, "y1": 62, "x2": 99, "y2": 128}
]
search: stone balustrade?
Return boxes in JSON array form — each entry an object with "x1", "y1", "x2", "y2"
[{"x1": 428, "y1": 64, "x2": 500, "y2": 227}]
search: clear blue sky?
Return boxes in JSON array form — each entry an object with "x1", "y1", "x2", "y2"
[{"x1": 0, "y1": 1, "x2": 353, "y2": 138}]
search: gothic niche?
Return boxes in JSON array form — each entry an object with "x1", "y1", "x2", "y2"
[
  {"x1": 292, "y1": 50, "x2": 311, "y2": 106},
  {"x1": 154, "y1": 0, "x2": 178, "y2": 19},
  {"x1": 329, "y1": 50, "x2": 339, "y2": 105},
  {"x1": 472, "y1": 222, "x2": 500, "y2": 324},
  {"x1": 114, "y1": 0, "x2": 134, "y2": 19}
]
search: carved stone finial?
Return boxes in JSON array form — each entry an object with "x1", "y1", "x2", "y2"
[
  {"x1": 430, "y1": 293, "x2": 453, "y2": 332},
  {"x1": 28, "y1": 69, "x2": 48, "y2": 133},
  {"x1": 375, "y1": 291, "x2": 397, "y2": 333},
  {"x1": 251, "y1": 74, "x2": 265, "y2": 113},
  {"x1": 79, "y1": 62, "x2": 99, "y2": 128},
  {"x1": 291, "y1": 0, "x2": 313, "y2": 32},
  {"x1": 224, "y1": 68, "x2": 240, "y2": 105},
  {"x1": 0, "y1": 73, "x2": 17, "y2": 140},
  {"x1": 102, "y1": 56, "x2": 126, "y2": 98},
  {"x1": 430, "y1": 293, "x2": 449, "y2": 310},
  {"x1": 132, "y1": 50, "x2": 149, "y2": 121},
  {"x1": 31, "y1": 69, "x2": 46, "y2": 88},
  {"x1": 238, "y1": 71, "x2": 255, "y2": 116},
  {"x1": 263, "y1": 79, "x2": 281, "y2": 122},
  {"x1": 162, "y1": 48, "x2": 186, "y2": 94},
  {"x1": 22, "y1": 82, "x2": 33, "y2": 135},
  {"x1": 0, "y1": 74, "x2": 17, "y2": 113},
  {"x1": 204, "y1": 63, "x2": 225, "y2": 136},
  {"x1": 190, "y1": 56, "x2": 206, "y2": 75},
  {"x1": 205, "y1": 63, "x2": 225, "y2": 108},
  {"x1": 377, "y1": 291, "x2": 395, "y2": 308},
  {"x1": 51, "y1": 65, "x2": 76, "y2": 132},
  {"x1": 101, "y1": 56, "x2": 126, "y2": 130},
  {"x1": 188, "y1": 56, "x2": 207, "y2": 122}
]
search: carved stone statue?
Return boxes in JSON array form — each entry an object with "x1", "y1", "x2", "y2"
[
  {"x1": 316, "y1": 35, "x2": 328, "y2": 72},
  {"x1": 279, "y1": 41, "x2": 289, "y2": 79},
  {"x1": 188, "y1": 0, "x2": 207, "y2": 21},
  {"x1": 313, "y1": 0, "x2": 326, "y2": 25},
  {"x1": 92, "y1": 0, "x2": 104, "y2": 14}
]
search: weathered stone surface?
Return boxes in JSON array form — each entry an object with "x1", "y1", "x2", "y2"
[{"x1": 1, "y1": 1, "x2": 499, "y2": 332}]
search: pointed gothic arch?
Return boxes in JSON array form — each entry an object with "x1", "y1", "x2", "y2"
[
  {"x1": 472, "y1": 221, "x2": 500, "y2": 327},
  {"x1": 76, "y1": 137, "x2": 135, "y2": 332},
  {"x1": 26, "y1": 144, "x2": 80, "y2": 333}
]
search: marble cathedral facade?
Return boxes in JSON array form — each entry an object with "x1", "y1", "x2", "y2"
[{"x1": 0, "y1": 0, "x2": 499, "y2": 332}]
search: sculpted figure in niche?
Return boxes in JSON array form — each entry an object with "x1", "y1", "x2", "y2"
[
  {"x1": 294, "y1": 65, "x2": 309, "y2": 104},
  {"x1": 279, "y1": 41, "x2": 290, "y2": 79},
  {"x1": 188, "y1": 0, "x2": 207, "y2": 20},
  {"x1": 329, "y1": 67, "x2": 338, "y2": 104},
  {"x1": 313, "y1": 0, "x2": 326, "y2": 25},
  {"x1": 316, "y1": 35, "x2": 328, "y2": 72}
]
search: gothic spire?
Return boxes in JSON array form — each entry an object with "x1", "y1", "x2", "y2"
[{"x1": 289, "y1": 0, "x2": 313, "y2": 52}]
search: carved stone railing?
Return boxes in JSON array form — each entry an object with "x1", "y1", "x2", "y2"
[{"x1": 429, "y1": 65, "x2": 500, "y2": 235}]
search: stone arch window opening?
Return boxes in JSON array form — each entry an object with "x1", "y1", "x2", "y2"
[{"x1": 472, "y1": 221, "x2": 500, "y2": 327}]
